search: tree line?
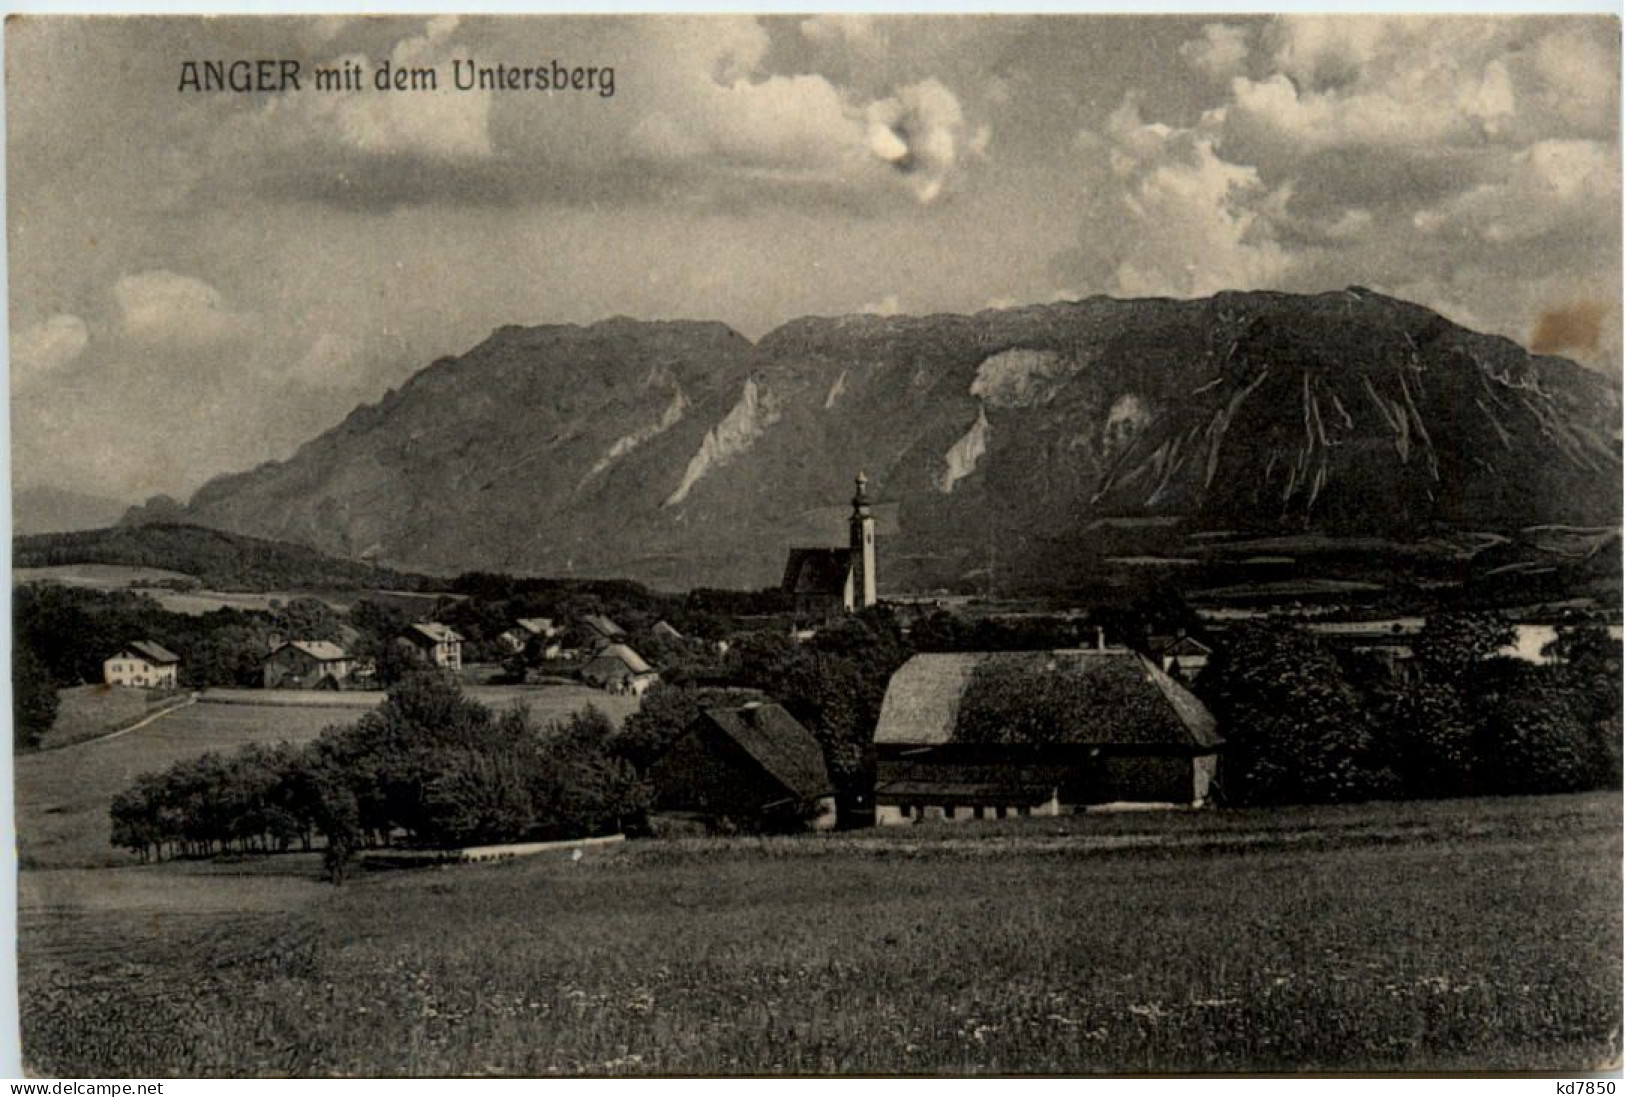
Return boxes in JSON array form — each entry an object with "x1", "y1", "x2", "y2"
[
  {"x1": 109, "y1": 672, "x2": 645, "y2": 879},
  {"x1": 1198, "y1": 613, "x2": 1622, "y2": 804}
]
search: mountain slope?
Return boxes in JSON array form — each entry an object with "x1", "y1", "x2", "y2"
[{"x1": 167, "y1": 290, "x2": 1622, "y2": 591}]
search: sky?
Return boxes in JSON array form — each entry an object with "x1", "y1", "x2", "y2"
[{"x1": 7, "y1": 12, "x2": 1621, "y2": 504}]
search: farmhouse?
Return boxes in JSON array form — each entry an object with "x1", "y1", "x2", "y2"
[
  {"x1": 580, "y1": 643, "x2": 658, "y2": 694},
  {"x1": 103, "y1": 640, "x2": 181, "y2": 689},
  {"x1": 263, "y1": 640, "x2": 354, "y2": 690},
  {"x1": 871, "y1": 648, "x2": 1221, "y2": 824},
  {"x1": 782, "y1": 471, "x2": 878, "y2": 619},
  {"x1": 649, "y1": 702, "x2": 836, "y2": 832},
  {"x1": 403, "y1": 622, "x2": 464, "y2": 670}
]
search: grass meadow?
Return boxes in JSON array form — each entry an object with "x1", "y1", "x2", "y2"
[
  {"x1": 17, "y1": 684, "x2": 635, "y2": 869},
  {"x1": 19, "y1": 792, "x2": 1620, "y2": 1076}
]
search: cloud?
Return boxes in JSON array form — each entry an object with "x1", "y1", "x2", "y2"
[
  {"x1": 12, "y1": 314, "x2": 89, "y2": 385},
  {"x1": 1063, "y1": 98, "x2": 1289, "y2": 299},
  {"x1": 799, "y1": 14, "x2": 887, "y2": 61},
  {"x1": 1180, "y1": 24, "x2": 1251, "y2": 81},
  {"x1": 1411, "y1": 139, "x2": 1618, "y2": 245},
  {"x1": 223, "y1": 16, "x2": 984, "y2": 212},
  {"x1": 258, "y1": 15, "x2": 492, "y2": 163},
  {"x1": 860, "y1": 294, "x2": 903, "y2": 316},
  {"x1": 282, "y1": 331, "x2": 363, "y2": 389},
  {"x1": 863, "y1": 79, "x2": 970, "y2": 203},
  {"x1": 114, "y1": 271, "x2": 252, "y2": 348}
]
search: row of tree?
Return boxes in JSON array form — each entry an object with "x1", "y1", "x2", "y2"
[
  {"x1": 1198, "y1": 614, "x2": 1622, "y2": 804},
  {"x1": 110, "y1": 672, "x2": 645, "y2": 878}
]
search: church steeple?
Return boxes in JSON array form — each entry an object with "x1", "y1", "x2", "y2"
[{"x1": 848, "y1": 471, "x2": 877, "y2": 611}]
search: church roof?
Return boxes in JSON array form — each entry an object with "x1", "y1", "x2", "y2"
[{"x1": 782, "y1": 547, "x2": 853, "y2": 596}]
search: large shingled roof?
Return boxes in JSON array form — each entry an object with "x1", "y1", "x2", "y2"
[
  {"x1": 702, "y1": 702, "x2": 833, "y2": 801},
  {"x1": 874, "y1": 649, "x2": 1220, "y2": 750}
]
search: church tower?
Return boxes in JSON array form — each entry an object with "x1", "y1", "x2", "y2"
[{"x1": 848, "y1": 471, "x2": 877, "y2": 611}]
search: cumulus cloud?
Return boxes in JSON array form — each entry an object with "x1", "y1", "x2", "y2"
[
  {"x1": 12, "y1": 314, "x2": 89, "y2": 385},
  {"x1": 282, "y1": 331, "x2": 363, "y2": 389},
  {"x1": 227, "y1": 15, "x2": 983, "y2": 212},
  {"x1": 114, "y1": 271, "x2": 252, "y2": 348},
  {"x1": 1411, "y1": 139, "x2": 1618, "y2": 245},
  {"x1": 1180, "y1": 24, "x2": 1251, "y2": 81},
  {"x1": 1059, "y1": 15, "x2": 1620, "y2": 370},
  {"x1": 258, "y1": 15, "x2": 492, "y2": 163},
  {"x1": 1066, "y1": 98, "x2": 1289, "y2": 299}
]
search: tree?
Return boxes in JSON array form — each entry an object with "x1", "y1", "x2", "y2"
[
  {"x1": 1197, "y1": 622, "x2": 1388, "y2": 805},
  {"x1": 13, "y1": 644, "x2": 59, "y2": 751}
]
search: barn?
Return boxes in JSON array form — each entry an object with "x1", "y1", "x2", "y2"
[
  {"x1": 649, "y1": 702, "x2": 836, "y2": 832},
  {"x1": 263, "y1": 641, "x2": 355, "y2": 690},
  {"x1": 871, "y1": 648, "x2": 1222, "y2": 824}
]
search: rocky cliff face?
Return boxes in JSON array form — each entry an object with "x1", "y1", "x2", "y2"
[{"x1": 165, "y1": 289, "x2": 1622, "y2": 591}]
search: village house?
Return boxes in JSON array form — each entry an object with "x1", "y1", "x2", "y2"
[
  {"x1": 578, "y1": 614, "x2": 626, "y2": 651},
  {"x1": 497, "y1": 628, "x2": 531, "y2": 654},
  {"x1": 871, "y1": 647, "x2": 1222, "y2": 825},
  {"x1": 402, "y1": 622, "x2": 464, "y2": 670},
  {"x1": 648, "y1": 701, "x2": 836, "y2": 832},
  {"x1": 580, "y1": 643, "x2": 659, "y2": 695},
  {"x1": 782, "y1": 471, "x2": 878, "y2": 619},
  {"x1": 103, "y1": 640, "x2": 181, "y2": 689},
  {"x1": 263, "y1": 640, "x2": 355, "y2": 690},
  {"x1": 515, "y1": 617, "x2": 558, "y2": 639},
  {"x1": 1147, "y1": 632, "x2": 1213, "y2": 678}
]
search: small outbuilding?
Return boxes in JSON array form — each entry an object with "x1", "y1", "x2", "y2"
[
  {"x1": 263, "y1": 641, "x2": 354, "y2": 690},
  {"x1": 649, "y1": 702, "x2": 836, "y2": 832},
  {"x1": 103, "y1": 640, "x2": 181, "y2": 689}
]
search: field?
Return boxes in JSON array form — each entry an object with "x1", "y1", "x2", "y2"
[
  {"x1": 16, "y1": 683, "x2": 635, "y2": 869},
  {"x1": 35, "y1": 684, "x2": 189, "y2": 751},
  {"x1": 17, "y1": 792, "x2": 1621, "y2": 1076}
]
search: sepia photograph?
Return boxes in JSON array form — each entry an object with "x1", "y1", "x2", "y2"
[{"x1": 5, "y1": 9, "x2": 1622, "y2": 1078}]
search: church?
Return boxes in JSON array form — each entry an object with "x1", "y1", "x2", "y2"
[{"x1": 781, "y1": 472, "x2": 878, "y2": 619}]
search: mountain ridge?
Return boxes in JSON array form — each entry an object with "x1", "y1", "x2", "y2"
[{"x1": 139, "y1": 288, "x2": 1622, "y2": 592}]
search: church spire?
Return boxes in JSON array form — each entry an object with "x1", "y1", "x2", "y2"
[{"x1": 849, "y1": 470, "x2": 877, "y2": 610}]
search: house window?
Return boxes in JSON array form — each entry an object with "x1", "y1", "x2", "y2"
[
  {"x1": 944, "y1": 804, "x2": 956, "y2": 820},
  {"x1": 900, "y1": 804, "x2": 912, "y2": 819},
  {"x1": 996, "y1": 806, "x2": 1008, "y2": 820},
  {"x1": 973, "y1": 805, "x2": 985, "y2": 821}
]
